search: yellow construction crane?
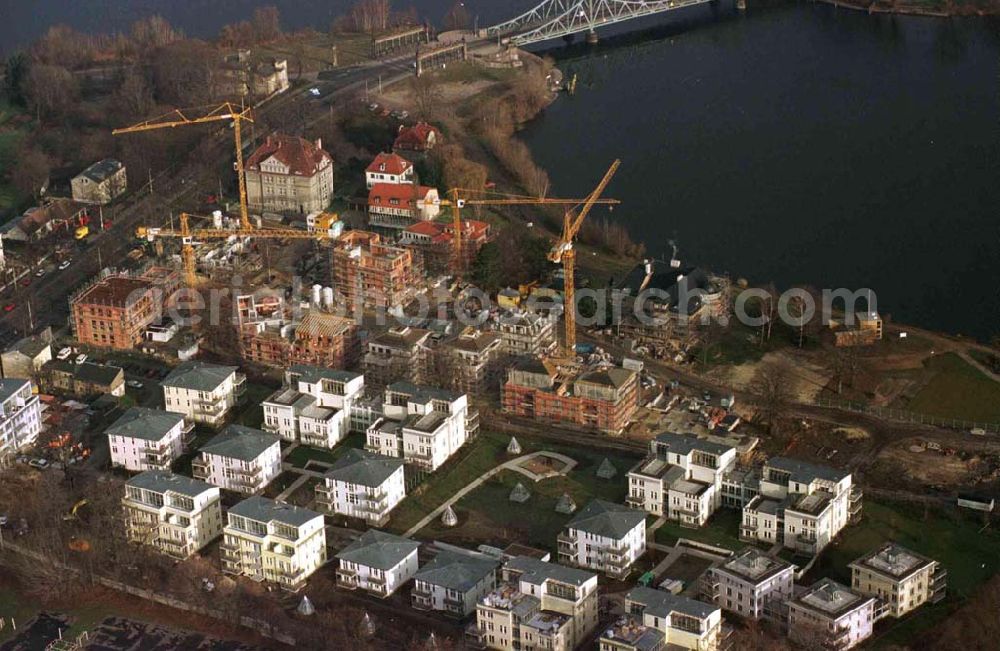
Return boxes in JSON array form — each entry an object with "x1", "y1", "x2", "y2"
[
  {"x1": 113, "y1": 102, "x2": 255, "y2": 231},
  {"x1": 547, "y1": 160, "x2": 621, "y2": 356},
  {"x1": 438, "y1": 189, "x2": 619, "y2": 277},
  {"x1": 137, "y1": 212, "x2": 341, "y2": 287}
]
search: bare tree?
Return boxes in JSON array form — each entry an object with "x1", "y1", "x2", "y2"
[
  {"x1": 8, "y1": 144, "x2": 51, "y2": 200},
  {"x1": 350, "y1": 0, "x2": 391, "y2": 33},
  {"x1": 23, "y1": 63, "x2": 79, "y2": 121},
  {"x1": 130, "y1": 15, "x2": 183, "y2": 51},
  {"x1": 252, "y1": 6, "x2": 283, "y2": 42},
  {"x1": 830, "y1": 337, "x2": 862, "y2": 394},
  {"x1": 751, "y1": 360, "x2": 794, "y2": 435},
  {"x1": 112, "y1": 69, "x2": 154, "y2": 121},
  {"x1": 442, "y1": 1, "x2": 473, "y2": 31},
  {"x1": 408, "y1": 74, "x2": 443, "y2": 120},
  {"x1": 151, "y1": 39, "x2": 221, "y2": 105}
]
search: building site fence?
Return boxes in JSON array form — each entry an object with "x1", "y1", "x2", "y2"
[{"x1": 812, "y1": 396, "x2": 1000, "y2": 434}]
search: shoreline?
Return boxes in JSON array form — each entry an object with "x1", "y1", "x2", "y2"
[{"x1": 810, "y1": 0, "x2": 997, "y2": 17}]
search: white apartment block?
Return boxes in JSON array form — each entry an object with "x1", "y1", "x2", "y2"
[
  {"x1": 366, "y1": 382, "x2": 471, "y2": 472},
  {"x1": 262, "y1": 365, "x2": 363, "y2": 448},
  {"x1": 107, "y1": 407, "x2": 190, "y2": 472},
  {"x1": 412, "y1": 546, "x2": 500, "y2": 617},
  {"x1": 701, "y1": 547, "x2": 795, "y2": 620},
  {"x1": 849, "y1": 543, "x2": 946, "y2": 618},
  {"x1": 221, "y1": 496, "x2": 327, "y2": 592},
  {"x1": 0, "y1": 379, "x2": 42, "y2": 457},
  {"x1": 335, "y1": 529, "x2": 420, "y2": 597},
  {"x1": 123, "y1": 471, "x2": 223, "y2": 559},
  {"x1": 316, "y1": 448, "x2": 405, "y2": 526},
  {"x1": 162, "y1": 361, "x2": 246, "y2": 427},
  {"x1": 741, "y1": 457, "x2": 859, "y2": 555},
  {"x1": 474, "y1": 556, "x2": 599, "y2": 651},
  {"x1": 192, "y1": 425, "x2": 281, "y2": 494},
  {"x1": 557, "y1": 500, "x2": 646, "y2": 580},
  {"x1": 627, "y1": 432, "x2": 737, "y2": 527},
  {"x1": 787, "y1": 579, "x2": 875, "y2": 651},
  {"x1": 496, "y1": 309, "x2": 558, "y2": 358},
  {"x1": 621, "y1": 587, "x2": 723, "y2": 651}
]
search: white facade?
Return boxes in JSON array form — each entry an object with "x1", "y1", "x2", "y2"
[
  {"x1": 627, "y1": 432, "x2": 737, "y2": 527},
  {"x1": 412, "y1": 546, "x2": 499, "y2": 617},
  {"x1": 557, "y1": 500, "x2": 646, "y2": 580},
  {"x1": 262, "y1": 366, "x2": 363, "y2": 448},
  {"x1": 365, "y1": 383, "x2": 470, "y2": 472},
  {"x1": 317, "y1": 449, "x2": 405, "y2": 526},
  {"x1": 192, "y1": 425, "x2": 282, "y2": 494},
  {"x1": 0, "y1": 379, "x2": 42, "y2": 457},
  {"x1": 123, "y1": 471, "x2": 223, "y2": 559},
  {"x1": 365, "y1": 152, "x2": 414, "y2": 188},
  {"x1": 625, "y1": 587, "x2": 723, "y2": 651},
  {"x1": 849, "y1": 543, "x2": 945, "y2": 618},
  {"x1": 221, "y1": 496, "x2": 327, "y2": 592},
  {"x1": 335, "y1": 529, "x2": 420, "y2": 598},
  {"x1": 107, "y1": 407, "x2": 188, "y2": 472},
  {"x1": 702, "y1": 548, "x2": 795, "y2": 620},
  {"x1": 162, "y1": 362, "x2": 245, "y2": 427},
  {"x1": 788, "y1": 579, "x2": 875, "y2": 650}
]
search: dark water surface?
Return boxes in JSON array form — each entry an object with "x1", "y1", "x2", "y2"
[{"x1": 5, "y1": 1, "x2": 998, "y2": 338}]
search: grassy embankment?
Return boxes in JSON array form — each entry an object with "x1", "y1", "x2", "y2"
[{"x1": 904, "y1": 352, "x2": 1000, "y2": 424}]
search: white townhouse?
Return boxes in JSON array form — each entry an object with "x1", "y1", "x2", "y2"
[
  {"x1": 0, "y1": 378, "x2": 42, "y2": 457},
  {"x1": 192, "y1": 425, "x2": 281, "y2": 494},
  {"x1": 474, "y1": 556, "x2": 599, "y2": 651},
  {"x1": 365, "y1": 152, "x2": 414, "y2": 189},
  {"x1": 557, "y1": 499, "x2": 646, "y2": 580},
  {"x1": 335, "y1": 529, "x2": 420, "y2": 597},
  {"x1": 162, "y1": 361, "x2": 246, "y2": 427},
  {"x1": 122, "y1": 471, "x2": 223, "y2": 559},
  {"x1": 701, "y1": 547, "x2": 796, "y2": 621},
  {"x1": 787, "y1": 579, "x2": 876, "y2": 651},
  {"x1": 221, "y1": 496, "x2": 327, "y2": 592},
  {"x1": 849, "y1": 543, "x2": 946, "y2": 618},
  {"x1": 412, "y1": 546, "x2": 500, "y2": 617},
  {"x1": 107, "y1": 407, "x2": 190, "y2": 472},
  {"x1": 316, "y1": 448, "x2": 405, "y2": 526},
  {"x1": 366, "y1": 382, "x2": 472, "y2": 472},
  {"x1": 618, "y1": 587, "x2": 723, "y2": 651},
  {"x1": 262, "y1": 365, "x2": 363, "y2": 448},
  {"x1": 741, "y1": 457, "x2": 860, "y2": 555},
  {"x1": 627, "y1": 432, "x2": 737, "y2": 527}
]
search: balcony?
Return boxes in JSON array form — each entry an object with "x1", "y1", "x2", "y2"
[
  {"x1": 191, "y1": 458, "x2": 210, "y2": 479},
  {"x1": 235, "y1": 373, "x2": 247, "y2": 397},
  {"x1": 849, "y1": 488, "x2": 863, "y2": 520},
  {"x1": 368, "y1": 574, "x2": 387, "y2": 586},
  {"x1": 822, "y1": 625, "x2": 851, "y2": 651},
  {"x1": 300, "y1": 432, "x2": 331, "y2": 448},
  {"x1": 336, "y1": 568, "x2": 358, "y2": 590},
  {"x1": 196, "y1": 398, "x2": 227, "y2": 416},
  {"x1": 739, "y1": 524, "x2": 759, "y2": 541},
  {"x1": 700, "y1": 573, "x2": 720, "y2": 601},
  {"x1": 315, "y1": 485, "x2": 334, "y2": 511},
  {"x1": 625, "y1": 494, "x2": 645, "y2": 509},
  {"x1": 157, "y1": 537, "x2": 191, "y2": 559},
  {"x1": 411, "y1": 586, "x2": 433, "y2": 610},
  {"x1": 557, "y1": 532, "x2": 576, "y2": 551},
  {"x1": 931, "y1": 568, "x2": 948, "y2": 603}
]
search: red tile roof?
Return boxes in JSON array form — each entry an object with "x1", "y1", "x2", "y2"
[
  {"x1": 394, "y1": 122, "x2": 441, "y2": 151},
  {"x1": 368, "y1": 183, "x2": 436, "y2": 210},
  {"x1": 404, "y1": 219, "x2": 490, "y2": 244},
  {"x1": 366, "y1": 152, "x2": 412, "y2": 176},
  {"x1": 247, "y1": 133, "x2": 332, "y2": 176}
]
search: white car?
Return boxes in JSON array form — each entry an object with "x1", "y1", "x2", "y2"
[
  {"x1": 309, "y1": 87, "x2": 321, "y2": 96},
  {"x1": 34, "y1": 268, "x2": 46, "y2": 278},
  {"x1": 57, "y1": 347, "x2": 72, "y2": 360},
  {"x1": 74, "y1": 353, "x2": 88, "y2": 364},
  {"x1": 59, "y1": 260, "x2": 71, "y2": 270},
  {"x1": 28, "y1": 459, "x2": 50, "y2": 470}
]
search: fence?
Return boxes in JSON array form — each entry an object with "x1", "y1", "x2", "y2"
[{"x1": 812, "y1": 396, "x2": 1000, "y2": 434}]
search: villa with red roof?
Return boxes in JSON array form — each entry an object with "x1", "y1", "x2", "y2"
[
  {"x1": 368, "y1": 183, "x2": 440, "y2": 230},
  {"x1": 245, "y1": 134, "x2": 334, "y2": 215},
  {"x1": 400, "y1": 219, "x2": 491, "y2": 274},
  {"x1": 393, "y1": 122, "x2": 441, "y2": 153},
  {"x1": 365, "y1": 152, "x2": 414, "y2": 189}
]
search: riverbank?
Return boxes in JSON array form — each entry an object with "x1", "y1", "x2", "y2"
[{"x1": 813, "y1": 0, "x2": 999, "y2": 17}]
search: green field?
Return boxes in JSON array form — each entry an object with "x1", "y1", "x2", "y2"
[
  {"x1": 654, "y1": 508, "x2": 746, "y2": 551},
  {"x1": 284, "y1": 432, "x2": 365, "y2": 468},
  {"x1": 806, "y1": 500, "x2": 1000, "y2": 648},
  {"x1": 906, "y1": 353, "x2": 1000, "y2": 424}
]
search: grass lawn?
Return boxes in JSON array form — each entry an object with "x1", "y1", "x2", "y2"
[
  {"x1": 232, "y1": 382, "x2": 277, "y2": 428},
  {"x1": 284, "y1": 432, "x2": 365, "y2": 468},
  {"x1": 805, "y1": 500, "x2": 1000, "y2": 648},
  {"x1": 692, "y1": 323, "x2": 772, "y2": 368},
  {"x1": 905, "y1": 353, "x2": 1000, "y2": 424},
  {"x1": 654, "y1": 508, "x2": 745, "y2": 551},
  {"x1": 0, "y1": 586, "x2": 116, "y2": 642}
]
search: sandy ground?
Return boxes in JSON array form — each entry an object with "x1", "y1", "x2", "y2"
[
  {"x1": 722, "y1": 350, "x2": 833, "y2": 403},
  {"x1": 877, "y1": 436, "x2": 1000, "y2": 486},
  {"x1": 378, "y1": 79, "x2": 496, "y2": 109}
]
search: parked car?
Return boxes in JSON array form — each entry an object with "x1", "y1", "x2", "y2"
[
  {"x1": 59, "y1": 260, "x2": 72, "y2": 270},
  {"x1": 126, "y1": 380, "x2": 144, "y2": 389},
  {"x1": 28, "y1": 458, "x2": 50, "y2": 470},
  {"x1": 367, "y1": 102, "x2": 380, "y2": 112},
  {"x1": 19, "y1": 278, "x2": 30, "y2": 287},
  {"x1": 57, "y1": 347, "x2": 72, "y2": 360},
  {"x1": 308, "y1": 87, "x2": 321, "y2": 96},
  {"x1": 34, "y1": 268, "x2": 46, "y2": 278},
  {"x1": 74, "y1": 353, "x2": 88, "y2": 364},
  {"x1": 3, "y1": 303, "x2": 14, "y2": 313}
]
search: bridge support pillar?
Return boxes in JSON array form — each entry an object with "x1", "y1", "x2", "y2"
[{"x1": 585, "y1": 30, "x2": 599, "y2": 45}]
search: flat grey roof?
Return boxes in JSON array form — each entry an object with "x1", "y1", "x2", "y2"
[
  {"x1": 106, "y1": 407, "x2": 184, "y2": 442},
  {"x1": 719, "y1": 548, "x2": 795, "y2": 584},
  {"x1": 336, "y1": 529, "x2": 419, "y2": 571},
  {"x1": 413, "y1": 548, "x2": 499, "y2": 593},
  {"x1": 505, "y1": 555, "x2": 596, "y2": 587},
  {"x1": 288, "y1": 364, "x2": 361, "y2": 384},
  {"x1": 162, "y1": 361, "x2": 237, "y2": 392},
  {"x1": 565, "y1": 499, "x2": 646, "y2": 539},
  {"x1": 654, "y1": 431, "x2": 734, "y2": 457},
  {"x1": 228, "y1": 495, "x2": 321, "y2": 528},
  {"x1": 325, "y1": 449, "x2": 403, "y2": 487},
  {"x1": 849, "y1": 543, "x2": 935, "y2": 580},
  {"x1": 0, "y1": 378, "x2": 29, "y2": 403},
  {"x1": 200, "y1": 425, "x2": 279, "y2": 461},
  {"x1": 626, "y1": 586, "x2": 717, "y2": 620},
  {"x1": 792, "y1": 578, "x2": 871, "y2": 619},
  {"x1": 127, "y1": 470, "x2": 216, "y2": 498},
  {"x1": 766, "y1": 456, "x2": 849, "y2": 485},
  {"x1": 387, "y1": 381, "x2": 462, "y2": 404}
]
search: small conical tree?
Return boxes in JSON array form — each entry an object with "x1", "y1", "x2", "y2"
[
  {"x1": 507, "y1": 436, "x2": 522, "y2": 455},
  {"x1": 596, "y1": 458, "x2": 617, "y2": 479},
  {"x1": 509, "y1": 481, "x2": 531, "y2": 503},
  {"x1": 297, "y1": 595, "x2": 315, "y2": 616},
  {"x1": 555, "y1": 492, "x2": 577, "y2": 514},
  {"x1": 441, "y1": 505, "x2": 458, "y2": 527}
]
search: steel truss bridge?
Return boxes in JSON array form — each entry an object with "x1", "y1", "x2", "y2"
[{"x1": 487, "y1": 0, "x2": 713, "y2": 47}]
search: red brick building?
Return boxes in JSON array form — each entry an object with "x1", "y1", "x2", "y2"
[
  {"x1": 393, "y1": 122, "x2": 441, "y2": 153},
  {"x1": 502, "y1": 358, "x2": 639, "y2": 434},
  {"x1": 330, "y1": 231, "x2": 420, "y2": 311},
  {"x1": 70, "y1": 269, "x2": 178, "y2": 350},
  {"x1": 400, "y1": 219, "x2": 491, "y2": 275}
]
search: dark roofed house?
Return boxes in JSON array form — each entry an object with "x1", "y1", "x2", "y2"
[
  {"x1": 335, "y1": 529, "x2": 420, "y2": 597},
  {"x1": 72, "y1": 158, "x2": 127, "y2": 205},
  {"x1": 558, "y1": 500, "x2": 647, "y2": 579},
  {"x1": 245, "y1": 133, "x2": 334, "y2": 214},
  {"x1": 412, "y1": 546, "x2": 500, "y2": 617},
  {"x1": 317, "y1": 449, "x2": 405, "y2": 526},
  {"x1": 42, "y1": 360, "x2": 125, "y2": 398}
]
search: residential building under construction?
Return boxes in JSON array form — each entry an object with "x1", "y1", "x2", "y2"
[{"x1": 330, "y1": 231, "x2": 421, "y2": 311}]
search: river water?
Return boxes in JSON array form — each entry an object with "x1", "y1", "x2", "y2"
[
  {"x1": 519, "y1": 4, "x2": 1000, "y2": 340},
  {"x1": 6, "y1": 1, "x2": 998, "y2": 339}
]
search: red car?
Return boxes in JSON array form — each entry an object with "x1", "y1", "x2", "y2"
[
  {"x1": 3, "y1": 303, "x2": 15, "y2": 313},
  {"x1": 19, "y1": 278, "x2": 30, "y2": 287}
]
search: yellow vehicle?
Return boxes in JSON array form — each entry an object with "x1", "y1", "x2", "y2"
[{"x1": 74, "y1": 225, "x2": 89, "y2": 240}]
